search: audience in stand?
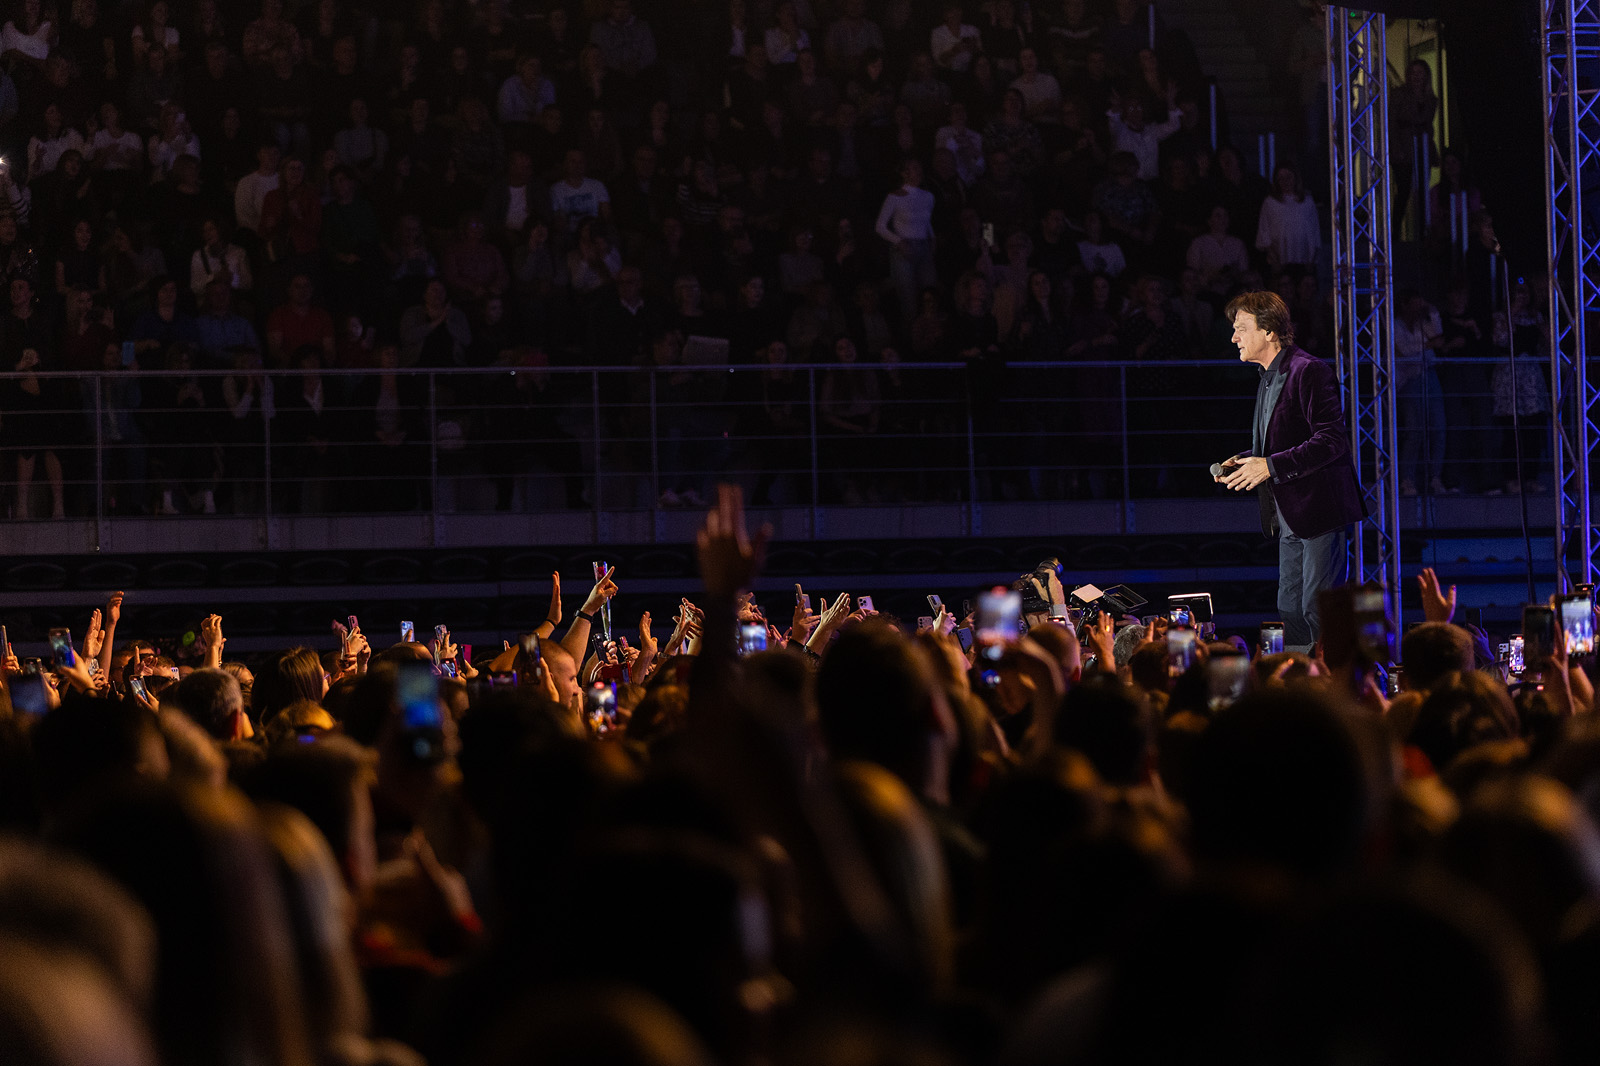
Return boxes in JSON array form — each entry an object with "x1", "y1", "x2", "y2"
[{"x1": 0, "y1": 0, "x2": 1522, "y2": 518}]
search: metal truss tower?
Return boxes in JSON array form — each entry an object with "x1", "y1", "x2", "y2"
[
  {"x1": 1546, "y1": 0, "x2": 1600, "y2": 592},
  {"x1": 1327, "y1": 8, "x2": 1401, "y2": 615}
]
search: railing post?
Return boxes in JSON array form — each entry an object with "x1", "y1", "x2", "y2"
[
  {"x1": 591, "y1": 370, "x2": 603, "y2": 538},
  {"x1": 965, "y1": 383, "x2": 980, "y2": 534},
  {"x1": 262, "y1": 375, "x2": 272, "y2": 518},
  {"x1": 427, "y1": 371, "x2": 438, "y2": 543},
  {"x1": 1120, "y1": 366, "x2": 1132, "y2": 534},
  {"x1": 649, "y1": 369, "x2": 660, "y2": 510},
  {"x1": 1208, "y1": 79, "x2": 1218, "y2": 151},
  {"x1": 808, "y1": 367, "x2": 820, "y2": 535},
  {"x1": 93, "y1": 376, "x2": 103, "y2": 549}
]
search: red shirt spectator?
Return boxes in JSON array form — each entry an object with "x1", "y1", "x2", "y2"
[
  {"x1": 266, "y1": 273, "x2": 336, "y2": 367},
  {"x1": 258, "y1": 157, "x2": 324, "y2": 258}
]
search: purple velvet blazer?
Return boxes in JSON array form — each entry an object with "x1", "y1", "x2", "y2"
[{"x1": 1250, "y1": 345, "x2": 1368, "y2": 540}]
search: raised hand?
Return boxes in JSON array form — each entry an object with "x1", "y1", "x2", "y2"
[
  {"x1": 696, "y1": 483, "x2": 771, "y2": 599},
  {"x1": 582, "y1": 566, "x2": 619, "y2": 614},
  {"x1": 200, "y1": 613, "x2": 225, "y2": 667},
  {"x1": 1086, "y1": 610, "x2": 1116, "y2": 673},
  {"x1": 1417, "y1": 567, "x2": 1456, "y2": 624},
  {"x1": 637, "y1": 612, "x2": 658, "y2": 659},
  {"x1": 105, "y1": 591, "x2": 124, "y2": 627},
  {"x1": 84, "y1": 609, "x2": 104, "y2": 660},
  {"x1": 547, "y1": 571, "x2": 563, "y2": 627}
]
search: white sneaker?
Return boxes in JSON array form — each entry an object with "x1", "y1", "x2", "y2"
[
  {"x1": 202, "y1": 490, "x2": 216, "y2": 514},
  {"x1": 658, "y1": 489, "x2": 682, "y2": 508},
  {"x1": 159, "y1": 491, "x2": 179, "y2": 515}
]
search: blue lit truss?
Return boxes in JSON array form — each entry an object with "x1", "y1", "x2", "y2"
[
  {"x1": 1327, "y1": 7, "x2": 1401, "y2": 619},
  {"x1": 1546, "y1": 0, "x2": 1600, "y2": 591}
]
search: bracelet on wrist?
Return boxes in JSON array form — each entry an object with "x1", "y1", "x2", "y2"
[{"x1": 577, "y1": 609, "x2": 596, "y2": 623}]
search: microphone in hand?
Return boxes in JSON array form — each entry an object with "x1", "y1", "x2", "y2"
[{"x1": 1210, "y1": 462, "x2": 1226, "y2": 478}]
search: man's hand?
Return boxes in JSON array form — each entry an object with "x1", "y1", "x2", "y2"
[
  {"x1": 1418, "y1": 567, "x2": 1456, "y2": 624},
  {"x1": 581, "y1": 567, "x2": 618, "y2": 615},
  {"x1": 806, "y1": 593, "x2": 854, "y2": 651},
  {"x1": 200, "y1": 613, "x2": 224, "y2": 667},
  {"x1": 105, "y1": 591, "x2": 124, "y2": 627},
  {"x1": 1086, "y1": 611, "x2": 1116, "y2": 673},
  {"x1": 1221, "y1": 456, "x2": 1271, "y2": 491},
  {"x1": 84, "y1": 609, "x2": 104, "y2": 660},
  {"x1": 631, "y1": 612, "x2": 659, "y2": 683},
  {"x1": 546, "y1": 571, "x2": 563, "y2": 627},
  {"x1": 696, "y1": 483, "x2": 771, "y2": 600},
  {"x1": 792, "y1": 585, "x2": 817, "y2": 645}
]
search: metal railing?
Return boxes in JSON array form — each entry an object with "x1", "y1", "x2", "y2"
[{"x1": 0, "y1": 355, "x2": 1550, "y2": 528}]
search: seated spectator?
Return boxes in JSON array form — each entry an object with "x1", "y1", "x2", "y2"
[
  {"x1": 400, "y1": 278, "x2": 471, "y2": 367},
  {"x1": 549, "y1": 148, "x2": 610, "y2": 237},
  {"x1": 497, "y1": 54, "x2": 555, "y2": 128},
  {"x1": 258, "y1": 154, "x2": 321, "y2": 265},
  {"x1": 265, "y1": 273, "x2": 334, "y2": 367},
  {"x1": 146, "y1": 104, "x2": 200, "y2": 181},
  {"x1": 590, "y1": 0, "x2": 657, "y2": 77},
  {"x1": 53, "y1": 218, "x2": 104, "y2": 297},
  {"x1": 1186, "y1": 204, "x2": 1249, "y2": 300},
  {"x1": 786, "y1": 49, "x2": 838, "y2": 128},
  {"x1": 983, "y1": 88, "x2": 1044, "y2": 176},
  {"x1": 900, "y1": 53, "x2": 952, "y2": 130},
  {"x1": 233, "y1": 140, "x2": 281, "y2": 237},
  {"x1": 1106, "y1": 89, "x2": 1181, "y2": 182},
  {"x1": 242, "y1": 0, "x2": 300, "y2": 70},
  {"x1": 125, "y1": 42, "x2": 181, "y2": 133},
  {"x1": 1256, "y1": 164, "x2": 1321, "y2": 273},
  {"x1": 824, "y1": 0, "x2": 882, "y2": 77},
  {"x1": 26, "y1": 103, "x2": 83, "y2": 179},
  {"x1": 763, "y1": 1, "x2": 809, "y2": 65},
  {"x1": 931, "y1": 1, "x2": 981, "y2": 74},
  {"x1": 1092, "y1": 150, "x2": 1159, "y2": 252},
  {"x1": 189, "y1": 218, "x2": 252, "y2": 299},
  {"x1": 195, "y1": 280, "x2": 262, "y2": 365},
  {"x1": 332, "y1": 98, "x2": 388, "y2": 183},
  {"x1": 441, "y1": 214, "x2": 509, "y2": 306},
  {"x1": 934, "y1": 102, "x2": 986, "y2": 188},
  {"x1": 128, "y1": 276, "x2": 199, "y2": 358},
  {"x1": 1010, "y1": 47, "x2": 1062, "y2": 124}
]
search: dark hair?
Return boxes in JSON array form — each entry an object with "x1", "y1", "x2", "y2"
[
  {"x1": 1052, "y1": 673, "x2": 1148, "y2": 786},
  {"x1": 163, "y1": 668, "x2": 244, "y2": 740},
  {"x1": 1223, "y1": 289, "x2": 1296, "y2": 346},
  {"x1": 815, "y1": 621, "x2": 939, "y2": 783},
  {"x1": 252, "y1": 647, "x2": 325, "y2": 724},
  {"x1": 1408, "y1": 671, "x2": 1519, "y2": 773},
  {"x1": 1401, "y1": 622, "x2": 1477, "y2": 693}
]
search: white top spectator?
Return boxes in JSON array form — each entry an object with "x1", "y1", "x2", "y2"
[
  {"x1": 874, "y1": 185, "x2": 935, "y2": 243},
  {"x1": 1256, "y1": 193, "x2": 1322, "y2": 267}
]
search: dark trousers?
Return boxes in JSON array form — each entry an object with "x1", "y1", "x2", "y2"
[{"x1": 1279, "y1": 525, "x2": 1348, "y2": 648}]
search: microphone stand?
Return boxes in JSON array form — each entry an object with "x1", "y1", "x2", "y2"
[{"x1": 1498, "y1": 248, "x2": 1537, "y2": 605}]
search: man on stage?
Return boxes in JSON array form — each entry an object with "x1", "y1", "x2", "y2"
[{"x1": 1214, "y1": 290, "x2": 1366, "y2": 649}]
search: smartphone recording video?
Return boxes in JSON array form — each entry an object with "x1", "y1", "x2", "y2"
[
  {"x1": 738, "y1": 623, "x2": 768, "y2": 656},
  {"x1": 584, "y1": 681, "x2": 618, "y2": 736},
  {"x1": 1509, "y1": 635, "x2": 1525, "y2": 677},
  {"x1": 1260, "y1": 622, "x2": 1285, "y2": 656},
  {"x1": 976, "y1": 588, "x2": 1022, "y2": 661},
  {"x1": 1523, "y1": 605, "x2": 1557, "y2": 664},
  {"x1": 1206, "y1": 652, "x2": 1249, "y2": 710},
  {"x1": 1167, "y1": 627, "x2": 1198, "y2": 676},
  {"x1": 47, "y1": 627, "x2": 74, "y2": 668},
  {"x1": 1559, "y1": 593, "x2": 1594, "y2": 655},
  {"x1": 396, "y1": 664, "x2": 445, "y2": 763}
]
